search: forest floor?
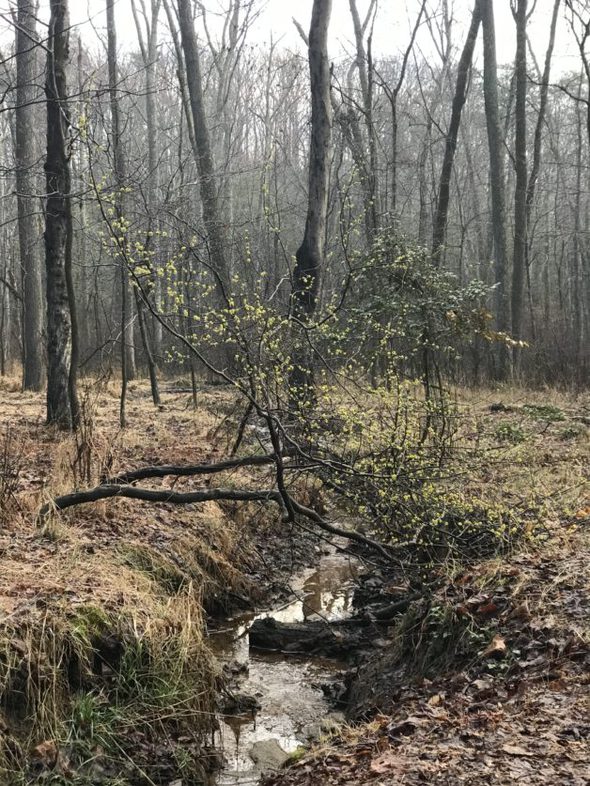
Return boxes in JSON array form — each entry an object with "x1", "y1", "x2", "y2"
[
  {"x1": 264, "y1": 522, "x2": 590, "y2": 785},
  {"x1": 263, "y1": 388, "x2": 590, "y2": 786},
  {"x1": 0, "y1": 374, "x2": 321, "y2": 784},
  {"x1": 0, "y1": 375, "x2": 588, "y2": 785}
]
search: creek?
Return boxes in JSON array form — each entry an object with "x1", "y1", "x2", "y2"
[{"x1": 208, "y1": 540, "x2": 361, "y2": 785}]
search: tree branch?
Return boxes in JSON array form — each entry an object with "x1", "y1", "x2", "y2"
[
  {"x1": 39, "y1": 483, "x2": 395, "y2": 561},
  {"x1": 103, "y1": 453, "x2": 282, "y2": 485}
]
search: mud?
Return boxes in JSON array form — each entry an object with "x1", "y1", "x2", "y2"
[{"x1": 209, "y1": 540, "x2": 361, "y2": 785}]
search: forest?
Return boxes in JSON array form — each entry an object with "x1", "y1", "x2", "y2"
[{"x1": 0, "y1": 0, "x2": 588, "y2": 784}]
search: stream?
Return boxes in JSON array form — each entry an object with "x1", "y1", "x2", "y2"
[{"x1": 208, "y1": 540, "x2": 361, "y2": 785}]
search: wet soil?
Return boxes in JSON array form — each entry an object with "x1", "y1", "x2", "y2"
[{"x1": 209, "y1": 540, "x2": 361, "y2": 785}]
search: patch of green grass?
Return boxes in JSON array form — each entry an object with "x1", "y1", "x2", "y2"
[
  {"x1": 522, "y1": 403, "x2": 565, "y2": 422},
  {"x1": 493, "y1": 423, "x2": 526, "y2": 444}
]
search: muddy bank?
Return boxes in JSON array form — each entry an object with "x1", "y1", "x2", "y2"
[
  {"x1": 207, "y1": 534, "x2": 432, "y2": 784},
  {"x1": 209, "y1": 540, "x2": 363, "y2": 784}
]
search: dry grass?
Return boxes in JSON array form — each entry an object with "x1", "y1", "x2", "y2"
[
  {"x1": 0, "y1": 373, "x2": 587, "y2": 783},
  {"x1": 449, "y1": 384, "x2": 589, "y2": 518},
  {"x1": 0, "y1": 375, "x2": 285, "y2": 784}
]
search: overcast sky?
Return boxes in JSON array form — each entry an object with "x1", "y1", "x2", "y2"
[{"x1": 0, "y1": 0, "x2": 581, "y2": 75}]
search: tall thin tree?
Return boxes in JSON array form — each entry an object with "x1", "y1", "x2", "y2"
[
  {"x1": 290, "y1": 0, "x2": 333, "y2": 406},
  {"x1": 106, "y1": 0, "x2": 135, "y2": 425},
  {"x1": 432, "y1": 0, "x2": 482, "y2": 266},
  {"x1": 481, "y1": 0, "x2": 511, "y2": 378},
  {"x1": 511, "y1": 0, "x2": 528, "y2": 370},
  {"x1": 45, "y1": 0, "x2": 75, "y2": 427},
  {"x1": 16, "y1": 0, "x2": 44, "y2": 391},
  {"x1": 176, "y1": 0, "x2": 229, "y2": 298}
]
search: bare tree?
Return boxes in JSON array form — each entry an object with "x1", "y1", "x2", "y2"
[
  {"x1": 431, "y1": 0, "x2": 482, "y2": 266},
  {"x1": 176, "y1": 0, "x2": 229, "y2": 296},
  {"x1": 16, "y1": 0, "x2": 44, "y2": 391},
  {"x1": 511, "y1": 0, "x2": 528, "y2": 370},
  {"x1": 481, "y1": 0, "x2": 510, "y2": 378},
  {"x1": 348, "y1": 0, "x2": 379, "y2": 240},
  {"x1": 130, "y1": 0, "x2": 162, "y2": 406},
  {"x1": 565, "y1": 0, "x2": 589, "y2": 377},
  {"x1": 45, "y1": 0, "x2": 75, "y2": 427},
  {"x1": 106, "y1": 0, "x2": 136, "y2": 425},
  {"x1": 290, "y1": 0, "x2": 333, "y2": 404}
]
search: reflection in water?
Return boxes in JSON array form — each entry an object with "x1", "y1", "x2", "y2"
[{"x1": 210, "y1": 545, "x2": 360, "y2": 785}]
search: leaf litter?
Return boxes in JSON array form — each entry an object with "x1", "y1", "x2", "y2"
[{"x1": 263, "y1": 521, "x2": 590, "y2": 786}]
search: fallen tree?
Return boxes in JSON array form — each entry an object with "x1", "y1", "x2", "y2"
[
  {"x1": 102, "y1": 453, "x2": 282, "y2": 485},
  {"x1": 39, "y1": 475, "x2": 395, "y2": 561},
  {"x1": 249, "y1": 616, "x2": 378, "y2": 657}
]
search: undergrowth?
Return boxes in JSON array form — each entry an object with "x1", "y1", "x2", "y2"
[
  {"x1": 0, "y1": 587, "x2": 216, "y2": 785},
  {"x1": 390, "y1": 599, "x2": 490, "y2": 677}
]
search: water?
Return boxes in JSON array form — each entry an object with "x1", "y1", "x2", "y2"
[{"x1": 209, "y1": 542, "x2": 360, "y2": 785}]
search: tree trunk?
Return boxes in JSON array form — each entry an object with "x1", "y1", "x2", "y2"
[
  {"x1": 432, "y1": 0, "x2": 481, "y2": 266},
  {"x1": 45, "y1": 0, "x2": 73, "y2": 428},
  {"x1": 481, "y1": 0, "x2": 511, "y2": 379},
  {"x1": 16, "y1": 0, "x2": 44, "y2": 391},
  {"x1": 290, "y1": 0, "x2": 333, "y2": 408},
  {"x1": 348, "y1": 0, "x2": 379, "y2": 241},
  {"x1": 511, "y1": 0, "x2": 528, "y2": 372},
  {"x1": 131, "y1": 0, "x2": 161, "y2": 404},
  {"x1": 106, "y1": 0, "x2": 135, "y2": 425},
  {"x1": 526, "y1": 0, "x2": 560, "y2": 219},
  {"x1": 176, "y1": 0, "x2": 229, "y2": 297}
]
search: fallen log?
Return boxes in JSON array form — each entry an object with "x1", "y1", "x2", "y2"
[
  {"x1": 249, "y1": 616, "x2": 378, "y2": 657},
  {"x1": 39, "y1": 483, "x2": 395, "y2": 561},
  {"x1": 103, "y1": 453, "x2": 288, "y2": 485}
]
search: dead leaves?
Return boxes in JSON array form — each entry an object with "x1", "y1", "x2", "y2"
[
  {"x1": 482, "y1": 635, "x2": 507, "y2": 659},
  {"x1": 31, "y1": 739, "x2": 74, "y2": 778},
  {"x1": 501, "y1": 744, "x2": 534, "y2": 757},
  {"x1": 369, "y1": 750, "x2": 405, "y2": 776}
]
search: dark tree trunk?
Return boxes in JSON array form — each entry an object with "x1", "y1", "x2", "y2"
[
  {"x1": 432, "y1": 0, "x2": 481, "y2": 266},
  {"x1": 290, "y1": 0, "x2": 333, "y2": 407},
  {"x1": 45, "y1": 0, "x2": 74, "y2": 429},
  {"x1": 176, "y1": 0, "x2": 229, "y2": 297}
]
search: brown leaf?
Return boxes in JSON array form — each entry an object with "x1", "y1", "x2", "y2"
[
  {"x1": 507, "y1": 601, "x2": 530, "y2": 621},
  {"x1": 387, "y1": 716, "x2": 424, "y2": 737},
  {"x1": 482, "y1": 635, "x2": 507, "y2": 659},
  {"x1": 472, "y1": 676, "x2": 494, "y2": 692},
  {"x1": 502, "y1": 744, "x2": 535, "y2": 757},
  {"x1": 370, "y1": 751, "x2": 405, "y2": 775},
  {"x1": 477, "y1": 601, "x2": 499, "y2": 617},
  {"x1": 32, "y1": 740, "x2": 58, "y2": 769},
  {"x1": 466, "y1": 593, "x2": 490, "y2": 609}
]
